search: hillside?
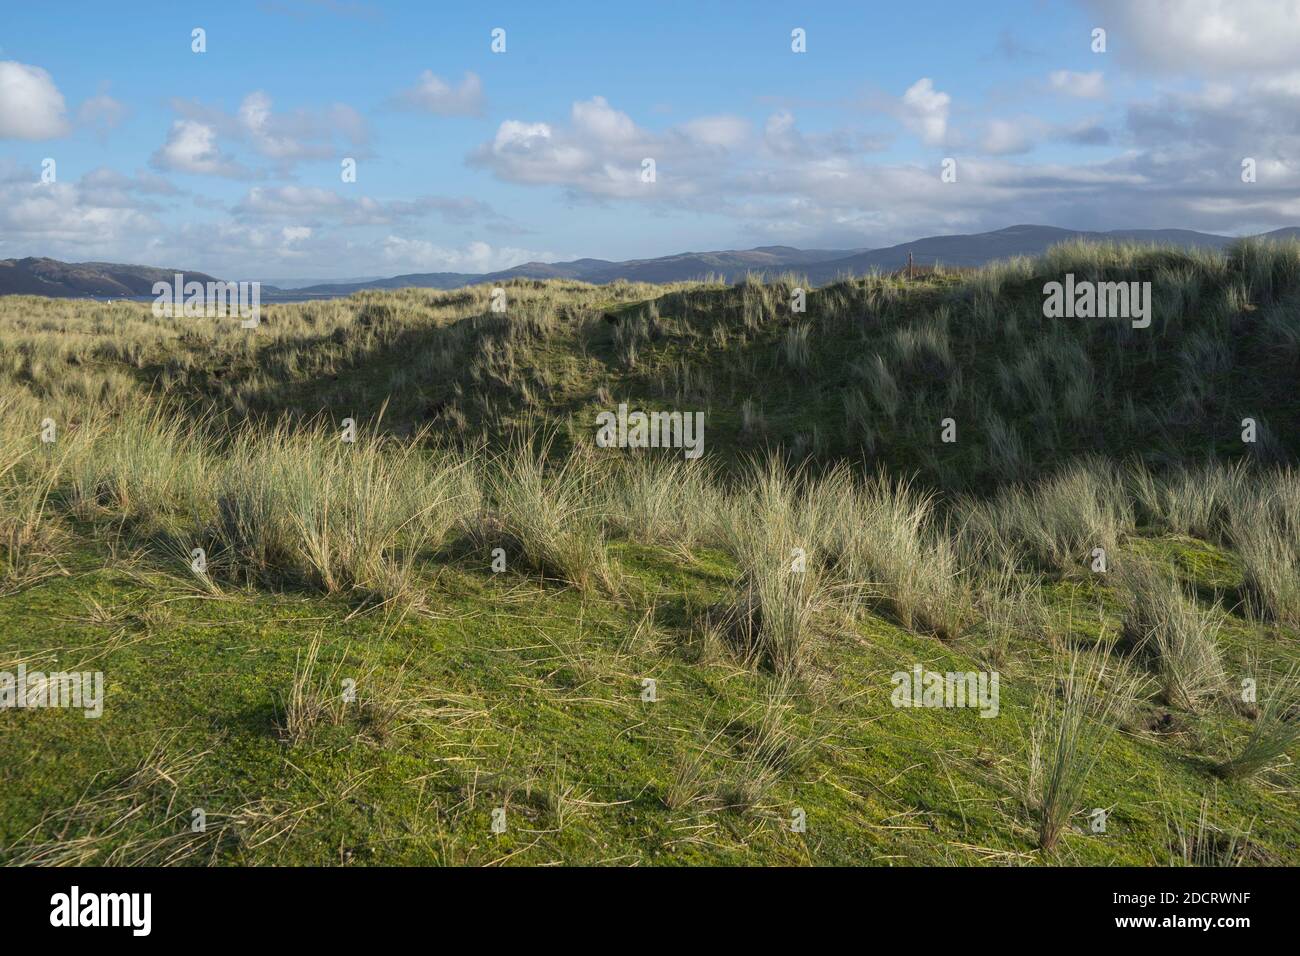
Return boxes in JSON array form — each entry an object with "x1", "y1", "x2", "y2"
[
  {"x1": 278, "y1": 226, "x2": 1248, "y2": 293},
  {"x1": 0, "y1": 257, "x2": 222, "y2": 298},
  {"x1": 285, "y1": 246, "x2": 863, "y2": 295},
  {"x1": 1, "y1": 238, "x2": 1298, "y2": 866},
  {"x1": 16, "y1": 224, "x2": 1299, "y2": 299},
  {"x1": 272, "y1": 225, "x2": 1283, "y2": 293},
  {"x1": 800, "y1": 225, "x2": 1238, "y2": 283}
]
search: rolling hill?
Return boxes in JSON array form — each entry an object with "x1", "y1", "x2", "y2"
[
  {"x1": 13, "y1": 224, "x2": 1297, "y2": 299},
  {"x1": 0, "y1": 257, "x2": 222, "y2": 298},
  {"x1": 286, "y1": 224, "x2": 1281, "y2": 294}
]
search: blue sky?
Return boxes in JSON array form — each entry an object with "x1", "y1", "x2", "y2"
[{"x1": 2, "y1": 0, "x2": 1298, "y2": 280}]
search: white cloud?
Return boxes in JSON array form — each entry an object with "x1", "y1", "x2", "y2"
[
  {"x1": 571, "y1": 96, "x2": 639, "y2": 143},
  {"x1": 231, "y1": 91, "x2": 367, "y2": 160},
  {"x1": 1048, "y1": 70, "x2": 1105, "y2": 99},
  {"x1": 238, "y1": 91, "x2": 300, "y2": 159},
  {"x1": 471, "y1": 96, "x2": 754, "y2": 199},
  {"x1": 0, "y1": 174, "x2": 159, "y2": 252},
  {"x1": 380, "y1": 237, "x2": 559, "y2": 273},
  {"x1": 975, "y1": 114, "x2": 1111, "y2": 155},
  {"x1": 156, "y1": 92, "x2": 369, "y2": 173},
  {"x1": 393, "y1": 70, "x2": 485, "y2": 116},
  {"x1": 981, "y1": 119, "x2": 1035, "y2": 155},
  {"x1": 1250, "y1": 71, "x2": 1300, "y2": 100},
  {"x1": 0, "y1": 61, "x2": 70, "y2": 140},
  {"x1": 899, "y1": 78, "x2": 950, "y2": 146},
  {"x1": 493, "y1": 120, "x2": 553, "y2": 151},
  {"x1": 151, "y1": 120, "x2": 252, "y2": 177},
  {"x1": 477, "y1": 119, "x2": 591, "y2": 186},
  {"x1": 0, "y1": 163, "x2": 541, "y2": 279},
  {"x1": 1082, "y1": 0, "x2": 1300, "y2": 75},
  {"x1": 193, "y1": 220, "x2": 322, "y2": 267},
  {"x1": 678, "y1": 115, "x2": 751, "y2": 149},
  {"x1": 237, "y1": 185, "x2": 347, "y2": 218},
  {"x1": 763, "y1": 111, "x2": 801, "y2": 155},
  {"x1": 466, "y1": 85, "x2": 1300, "y2": 248},
  {"x1": 760, "y1": 110, "x2": 874, "y2": 159},
  {"x1": 80, "y1": 167, "x2": 178, "y2": 207},
  {"x1": 233, "y1": 185, "x2": 499, "y2": 226}
]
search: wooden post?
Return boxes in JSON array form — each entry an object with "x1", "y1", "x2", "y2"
[{"x1": 907, "y1": 251, "x2": 914, "y2": 280}]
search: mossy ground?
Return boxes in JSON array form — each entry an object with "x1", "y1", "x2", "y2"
[{"x1": 2, "y1": 518, "x2": 1295, "y2": 865}]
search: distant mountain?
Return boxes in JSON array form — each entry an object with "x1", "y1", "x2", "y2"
[
  {"x1": 284, "y1": 225, "x2": 1274, "y2": 295},
  {"x1": 256, "y1": 275, "x2": 388, "y2": 290},
  {"x1": 286, "y1": 271, "x2": 485, "y2": 294},
  {"x1": 799, "y1": 225, "x2": 1239, "y2": 284},
  {"x1": 0, "y1": 257, "x2": 222, "y2": 298},
  {"x1": 6, "y1": 225, "x2": 1298, "y2": 299},
  {"x1": 284, "y1": 246, "x2": 862, "y2": 295}
]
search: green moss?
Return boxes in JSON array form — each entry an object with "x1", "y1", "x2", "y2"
[{"x1": 2, "y1": 522, "x2": 1296, "y2": 865}]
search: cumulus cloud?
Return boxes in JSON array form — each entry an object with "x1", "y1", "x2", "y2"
[
  {"x1": 0, "y1": 61, "x2": 70, "y2": 139},
  {"x1": 393, "y1": 71, "x2": 485, "y2": 116},
  {"x1": 0, "y1": 160, "x2": 542, "y2": 278},
  {"x1": 899, "y1": 78, "x2": 950, "y2": 146},
  {"x1": 981, "y1": 119, "x2": 1035, "y2": 155},
  {"x1": 153, "y1": 92, "x2": 369, "y2": 175},
  {"x1": 466, "y1": 82, "x2": 1300, "y2": 249},
  {"x1": 232, "y1": 93, "x2": 368, "y2": 160},
  {"x1": 478, "y1": 119, "x2": 592, "y2": 186},
  {"x1": 762, "y1": 111, "x2": 802, "y2": 156},
  {"x1": 172, "y1": 220, "x2": 320, "y2": 270},
  {"x1": 976, "y1": 114, "x2": 1113, "y2": 155},
  {"x1": 762, "y1": 110, "x2": 879, "y2": 159},
  {"x1": 470, "y1": 96, "x2": 754, "y2": 200},
  {"x1": 80, "y1": 167, "x2": 179, "y2": 207},
  {"x1": 570, "y1": 95, "x2": 640, "y2": 143},
  {"x1": 1112, "y1": 75, "x2": 1300, "y2": 229},
  {"x1": 235, "y1": 185, "x2": 348, "y2": 218},
  {"x1": 0, "y1": 172, "x2": 160, "y2": 255},
  {"x1": 678, "y1": 115, "x2": 751, "y2": 150},
  {"x1": 233, "y1": 185, "x2": 499, "y2": 226},
  {"x1": 1048, "y1": 70, "x2": 1105, "y2": 98},
  {"x1": 152, "y1": 120, "x2": 253, "y2": 177},
  {"x1": 380, "y1": 237, "x2": 560, "y2": 273},
  {"x1": 1082, "y1": 0, "x2": 1300, "y2": 75},
  {"x1": 238, "y1": 91, "x2": 305, "y2": 160}
]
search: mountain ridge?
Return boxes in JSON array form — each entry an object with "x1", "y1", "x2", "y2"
[
  {"x1": 0, "y1": 256, "x2": 223, "y2": 298},
  {"x1": 5, "y1": 224, "x2": 1297, "y2": 298}
]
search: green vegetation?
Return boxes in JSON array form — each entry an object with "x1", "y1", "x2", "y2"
[{"x1": 1, "y1": 240, "x2": 1298, "y2": 865}]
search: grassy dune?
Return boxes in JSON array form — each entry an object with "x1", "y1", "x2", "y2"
[{"x1": 1, "y1": 240, "x2": 1298, "y2": 865}]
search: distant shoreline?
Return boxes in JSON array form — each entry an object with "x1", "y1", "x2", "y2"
[{"x1": 6, "y1": 292, "x2": 360, "y2": 305}]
